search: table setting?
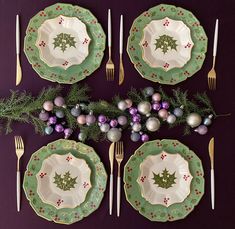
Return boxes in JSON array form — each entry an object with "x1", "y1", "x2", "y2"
[{"x1": 0, "y1": 0, "x2": 234, "y2": 229}]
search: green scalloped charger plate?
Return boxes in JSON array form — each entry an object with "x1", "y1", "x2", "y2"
[
  {"x1": 24, "y1": 3, "x2": 106, "y2": 84},
  {"x1": 124, "y1": 139, "x2": 204, "y2": 222},
  {"x1": 127, "y1": 4, "x2": 208, "y2": 85},
  {"x1": 23, "y1": 139, "x2": 107, "y2": 224}
]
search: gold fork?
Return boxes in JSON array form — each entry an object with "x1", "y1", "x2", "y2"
[
  {"x1": 15, "y1": 136, "x2": 24, "y2": 212},
  {"x1": 208, "y1": 19, "x2": 219, "y2": 90},
  {"x1": 115, "y1": 141, "x2": 124, "y2": 217},
  {"x1": 106, "y1": 9, "x2": 114, "y2": 81}
]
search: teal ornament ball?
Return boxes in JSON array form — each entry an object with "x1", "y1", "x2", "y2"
[
  {"x1": 45, "y1": 126, "x2": 53, "y2": 135},
  {"x1": 203, "y1": 115, "x2": 213, "y2": 126},
  {"x1": 144, "y1": 87, "x2": 154, "y2": 97},
  {"x1": 78, "y1": 132, "x2": 87, "y2": 142},
  {"x1": 55, "y1": 110, "x2": 65, "y2": 119}
]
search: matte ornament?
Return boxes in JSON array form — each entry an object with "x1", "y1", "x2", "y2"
[
  {"x1": 118, "y1": 100, "x2": 128, "y2": 111},
  {"x1": 173, "y1": 107, "x2": 183, "y2": 117},
  {"x1": 55, "y1": 124, "x2": 64, "y2": 133},
  {"x1": 71, "y1": 107, "x2": 81, "y2": 117},
  {"x1": 100, "y1": 123, "x2": 110, "y2": 133},
  {"x1": 54, "y1": 96, "x2": 65, "y2": 107},
  {"x1": 186, "y1": 113, "x2": 202, "y2": 128},
  {"x1": 152, "y1": 93, "x2": 161, "y2": 102},
  {"x1": 125, "y1": 99, "x2": 133, "y2": 108},
  {"x1": 45, "y1": 126, "x2": 53, "y2": 135},
  {"x1": 194, "y1": 125, "x2": 208, "y2": 135},
  {"x1": 117, "y1": 116, "x2": 128, "y2": 126},
  {"x1": 77, "y1": 115, "x2": 86, "y2": 125},
  {"x1": 167, "y1": 114, "x2": 176, "y2": 124},
  {"x1": 137, "y1": 101, "x2": 152, "y2": 115},
  {"x1": 146, "y1": 117, "x2": 161, "y2": 132},
  {"x1": 130, "y1": 132, "x2": 141, "y2": 142},
  {"x1": 64, "y1": 128, "x2": 73, "y2": 139},
  {"x1": 55, "y1": 110, "x2": 65, "y2": 119},
  {"x1": 144, "y1": 87, "x2": 154, "y2": 97},
  {"x1": 107, "y1": 128, "x2": 122, "y2": 142},
  {"x1": 132, "y1": 122, "x2": 142, "y2": 132},
  {"x1": 86, "y1": 114, "x2": 96, "y2": 125},
  {"x1": 158, "y1": 109, "x2": 168, "y2": 120},
  {"x1": 39, "y1": 111, "x2": 49, "y2": 121},
  {"x1": 43, "y1": 101, "x2": 54, "y2": 111}
]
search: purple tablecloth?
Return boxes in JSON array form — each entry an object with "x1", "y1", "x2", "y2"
[{"x1": 0, "y1": 0, "x2": 234, "y2": 228}]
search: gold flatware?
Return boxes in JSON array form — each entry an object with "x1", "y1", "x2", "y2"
[
  {"x1": 208, "y1": 137, "x2": 215, "y2": 210},
  {"x1": 208, "y1": 19, "x2": 218, "y2": 90},
  {"x1": 16, "y1": 15, "x2": 22, "y2": 86},
  {"x1": 15, "y1": 136, "x2": 24, "y2": 212},
  {"x1": 115, "y1": 141, "x2": 124, "y2": 217},
  {"x1": 106, "y1": 9, "x2": 114, "y2": 81},
  {"x1": 109, "y1": 142, "x2": 115, "y2": 215},
  {"x1": 119, "y1": 15, "x2": 124, "y2": 85}
]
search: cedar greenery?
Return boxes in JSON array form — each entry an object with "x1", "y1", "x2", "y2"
[{"x1": 0, "y1": 84, "x2": 218, "y2": 139}]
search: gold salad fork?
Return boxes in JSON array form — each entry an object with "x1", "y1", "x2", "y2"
[
  {"x1": 115, "y1": 141, "x2": 124, "y2": 217},
  {"x1": 106, "y1": 9, "x2": 114, "y2": 81},
  {"x1": 208, "y1": 19, "x2": 218, "y2": 90},
  {"x1": 15, "y1": 136, "x2": 24, "y2": 212}
]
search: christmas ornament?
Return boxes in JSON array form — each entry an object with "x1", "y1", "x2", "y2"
[
  {"x1": 141, "y1": 134, "x2": 149, "y2": 142},
  {"x1": 203, "y1": 114, "x2": 213, "y2": 126},
  {"x1": 45, "y1": 126, "x2": 53, "y2": 135},
  {"x1": 48, "y1": 116, "x2": 57, "y2": 125},
  {"x1": 132, "y1": 114, "x2": 141, "y2": 123},
  {"x1": 144, "y1": 87, "x2": 154, "y2": 97},
  {"x1": 152, "y1": 93, "x2": 161, "y2": 102},
  {"x1": 100, "y1": 123, "x2": 110, "y2": 133},
  {"x1": 107, "y1": 128, "x2": 122, "y2": 142},
  {"x1": 117, "y1": 116, "x2": 128, "y2": 126},
  {"x1": 161, "y1": 101, "x2": 170, "y2": 109},
  {"x1": 194, "y1": 125, "x2": 208, "y2": 135},
  {"x1": 64, "y1": 128, "x2": 73, "y2": 139},
  {"x1": 146, "y1": 117, "x2": 161, "y2": 132},
  {"x1": 173, "y1": 107, "x2": 183, "y2": 117},
  {"x1": 55, "y1": 110, "x2": 65, "y2": 119},
  {"x1": 137, "y1": 101, "x2": 152, "y2": 115},
  {"x1": 167, "y1": 114, "x2": 176, "y2": 124},
  {"x1": 129, "y1": 107, "x2": 138, "y2": 115},
  {"x1": 132, "y1": 122, "x2": 142, "y2": 132},
  {"x1": 86, "y1": 114, "x2": 96, "y2": 126},
  {"x1": 71, "y1": 106, "x2": 81, "y2": 117},
  {"x1": 39, "y1": 111, "x2": 49, "y2": 121},
  {"x1": 118, "y1": 100, "x2": 127, "y2": 111},
  {"x1": 43, "y1": 101, "x2": 54, "y2": 111},
  {"x1": 78, "y1": 132, "x2": 87, "y2": 142},
  {"x1": 54, "y1": 96, "x2": 65, "y2": 107},
  {"x1": 158, "y1": 109, "x2": 168, "y2": 120},
  {"x1": 152, "y1": 102, "x2": 161, "y2": 111},
  {"x1": 55, "y1": 124, "x2": 64, "y2": 133},
  {"x1": 110, "y1": 119, "x2": 118, "y2": 128},
  {"x1": 77, "y1": 115, "x2": 86, "y2": 125},
  {"x1": 186, "y1": 113, "x2": 202, "y2": 128},
  {"x1": 125, "y1": 99, "x2": 133, "y2": 108},
  {"x1": 98, "y1": 115, "x2": 107, "y2": 124},
  {"x1": 130, "y1": 132, "x2": 141, "y2": 142}
]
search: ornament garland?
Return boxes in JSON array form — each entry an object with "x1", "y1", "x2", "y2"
[{"x1": 0, "y1": 84, "x2": 220, "y2": 142}]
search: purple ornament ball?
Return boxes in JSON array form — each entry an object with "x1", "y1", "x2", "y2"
[
  {"x1": 117, "y1": 116, "x2": 128, "y2": 126},
  {"x1": 110, "y1": 119, "x2": 118, "y2": 128},
  {"x1": 129, "y1": 107, "x2": 138, "y2": 115},
  {"x1": 132, "y1": 114, "x2": 141, "y2": 123},
  {"x1": 54, "y1": 96, "x2": 65, "y2": 107},
  {"x1": 141, "y1": 134, "x2": 149, "y2": 142},
  {"x1": 152, "y1": 102, "x2": 161, "y2": 111},
  {"x1": 161, "y1": 101, "x2": 170, "y2": 109},
  {"x1": 55, "y1": 124, "x2": 64, "y2": 133},
  {"x1": 48, "y1": 116, "x2": 57, "y2": 125},
  {"x1": 86, "y1": 114, "x2": 96, "y2": 125},
  {"x1": 98, "y1": 115, "x2": 107, "y2": 124}
]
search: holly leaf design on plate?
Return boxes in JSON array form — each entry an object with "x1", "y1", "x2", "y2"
[
  {"x1": 54, "y1": 171, "x2": 77, "y2": 191},
  {"x1": 152, "y1": 168, "x2": 176, "y2": 189},
  {"x1": 53, "y1": 33, "x2": 76, "y2": 52},
  {"x1": 154, "y1": 35, "x2": 177, "y2": 54}
]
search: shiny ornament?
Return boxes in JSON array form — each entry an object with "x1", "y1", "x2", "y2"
[
  {"x1": 167, "y1": 114, "x2": 176, "y2": 124},
  {"x1": 118, "y1": 100, "x2": 127, "y2": 111},
  {"x1": 86, "y1": 114, "x2": 96, "y2": 125},
  {"x1": 78, "y1": 132, "x2": 87, "y2": 142},
  {"x1": 152, "y1": 102, "x2": 161, "y2": 111},
  {"x1": 141, "y1": 134, "x2": 149, "y2": 142},
  {"x1": 129, "y1": 107, "x2": 138, "y2": 115},
  {"x1": 130, "y1": 132, "x2": 141, "y2": 142},
  {"x1": 98, "y1": 115, "x2": 107, "y2": 124},
  {"x1": 186, "y1": 113, "x2": 202, "y2": 128},
  {"x1": 64, "y1": 128, "x2": 73, "y2": 139},
  {"x1": 125, "y1": 99, "x2": 133, "y2": 108},
  {"x1": 132, "y1": 122, "x2": 142, "y2": 132},
  {"x1": 45, "y1": 126, "x2": 53, "y2": 135},
  {"x1": 158, "y1": 109, "x2": 169, "y2": 120},
  {"x1": 55, "y1": 110, "x2": 65, "y2": 119},
  {"x1": 117, "y1": 116, "x2": 128, "y2": 126},
  {"x1": 137, "y1": 101, "x2": 152, "y2": 115},
  {"x1": 100, "y1": 123, "x2": 110, "y2": 133},
  {"x1": 107, "y1": 128, "x2": 122, "y2": 142},
  {"x1": 43, "y1": 101, "x2": 54, "y2": 111},
  {"x1": 77, "y1": 115, "x2": 86, "y2": 125},
  {"x1": 144, "y1": 87, "x2": 154, "y2": 97},
  {"x1": 132, "y1": 114, "x2": 141, "y2": 123},
  {"x1": 48, "y1": 116, "x2": 57, "y2": 125},
  {"x1": 161, "y1": 101, "x2": 170, "y2": 109},
  {"x1": 203, "y1": 115, "x2": 213, "y2": 126},
  {"x1": 110, "y1": 119, "x2": 118, "y2": 128},
  {"x1": 54, "y1": 96, "x2": 65, "y2": 107},
  {"x1": 146, "y1": 117, "x2": 161, "y2": 132},
  {"x1": 152, "y1": 93, "x2": 161, "y2": 102},
  {"x1": 71, "y1": 107, "x2": 81, "y2": 117},
  {"x1": 39, "y1": 111, "x2": 49, "y2": 121},
  {"x1": 173, "y1": 107, "x2": 183, "y2": 117},
  {"x1": 194, "y1": 125, "x2": 208, "y2": 135},
  {"x1": 55, "y1": 124, "x2": 64, "y2": 133}
]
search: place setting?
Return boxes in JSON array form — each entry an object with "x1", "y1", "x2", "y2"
[{"x1": 0, "y1": 1, "x2": 231, "y2": 226}]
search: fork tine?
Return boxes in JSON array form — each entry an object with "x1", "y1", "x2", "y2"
[
  {"x1": 14, "y1": 136, "x2": 17, "y2": 149},
  {"x1": 19, "y1": 136, "x2": 24, "y2": 149},
  {"x1": 120, "y1": 141, "x2": 124, "y2": 155}
]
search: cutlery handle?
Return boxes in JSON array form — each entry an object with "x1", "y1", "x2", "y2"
[
  {"x1": 117, "y1": 176, "x2": 121, "y2": 217},
  {"x1": 109, "y1": 174, "x2": 113, "y2": 215},
  {"x1": 211, "y1": 169, "x2": 215, "y2": 210},
  {"x1": 16, "y1": 54, "x2": 22, "y2": 86},
  {"x1": 119, "y1": 15, "x2": 123, "y2": 54},
  {"x1": 108, "y1": 9, "x2": 111, "y2": 48},
  {"x1": 213, "y1": 19, "x2": 219, "y2": 57},
  {"x1": 17, "y1": 171, "x2": 21, "y2": 212},
  {"x1": 16, "y1": 15, "x2": 20, "y2": 54}
]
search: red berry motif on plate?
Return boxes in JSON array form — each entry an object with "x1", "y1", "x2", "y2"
[
  {"x1": 29, "y1": 189, "x2": 35, "y2": 197},
  {"x1": 136, "y1": 62, "x2": 142, "y2": 68},
  {"x1": 127, "y1": 166, "x2": 132, "y2": 172},
  {"x1": 49, "y1": 144, "x2": 56, "y2": 150},
  {"x1": 185, "y1": 205, "x2": 192, "y2": 211},
  {"x1": 39, "y1": 11, "x2": 47, "y2": 17},
  {"x1": 184, "y1": 42, "x2": 192, "y2": 48},
  {"x1": 62, "y1": 61, "x2": 69, "y2": 67},
  {"x1": 150, "y1": 212, "x2": 156, "y2": 219},
  {"x1": 39, "y1": 172, "x2": 47, "y2": 178},
  {"x1": 187, "y1": 155, "x2": 193, "y2": 160},
  {"x1": 56, "y1": 199, "x2": 64, "y2": 206},
  {"x1": 69, "y1": 77, "x2": 76, "y2": 82},
  {"x1": 98, "y1": 185, "x2": 104, "y2": 192},
  {"x1": 26, "y1": 46, "x2": 33, "y2": 51},
  {"x1": 27, "y1": 171, "x2": 33, "y2": 176},
  {"x1": 33, "y1": 63, "x2": 41, "y2": 68},
  {"x1": 39, "y1": 41, "x2": 46, "y2": 47},
  {"x1": 168, "y1": 214, "x2": 174, "y2": 220},
  {"x1": 129, "y1": 45, "x2": 135, "y2": 51},
  {"x1": 172, "y1": 142, "x2": 179, "y2": 147},
  {"x1": 28, "y1": 27, "x2": 36, "y2": 33},
  {"x1": 142, "y1": 41, "x2": 148, "y2": 47},
  {"x1": 196, "y1": 170, "x2": 203, "y2": 176},
  {"x1": 184, "y1": 70, "x2": 190, "y2": 76},
  {"x1": 132, "y1": 27, "x2": 138, "y2": 32},
  {"x1": 134, "y1": 200, "x2": 141, "y2": 207},
  {"x1": 83, "y1": 182, "x2": 89, "y2": 189},
  {"x1": 163, "y1": 197, "x2": 170, "y2": 205},
  {"x1": 140, "y1": 176, "x2": 147, "y2": 183},
  {"x1": 83, "y1": 69, "x2": 89, "y2": 74},
  {"x1": 66, "y1": 156, "x2": 73, "y2": 162},
  {"x1": 161, "y1": 153, "x2": 167, "y2": 160},
  {"x1": 159, "y1": 6, "x2": 166, "y2": 12},
  {"x1": 143, "y1": 11, "x2": 151, "y2": 17},
  {"x1": 196, "y1": 55, "x2": 203, "y2": 60},
  {"x1": 156, "y1": 141, "x2": 162, "y2": 147},
  {"x1": 192, "y1": 22, "x2": 200, "y2": 27},
  {"x1": 183, "y1": 174, "x2": 190, "y2": 181},
  {"x1": 33, "y1": 155, "x2": 40, "y2": 161},
  {"x1": 177, "y1": 10, "x2": 184, "y2": 16},
  {"x1": 137, "y1": 150, "x2": 144, "y2": 156},
  {"x1": 163, "y1": 19, "x2": 170, "y2": 26},
  {"x1": 58, "y1": 17, "x2": 64, "y2": 24},
  {"x1": 126, "y1": 183, "x2": 132, "y2": 189},
  {"x1": 39, "y1": 207, "x2": 45, "y2": 213},
  {"x1": 151, "y1": 73, "x2": 157, "y2": 78},
  {"x1": 54, "y1": 215, "x2": 60, "y2": 221},
  {"x1": 83, "y1": 38, "x2": 89, "y2": 44},
  {"x1": 195, "y1": 189, "x2": 202, "y2": 195},
  {"x1": 55, "y1": 5, "x2": 62, "y2": 11},
  {"x1": 90, "y1": 202, "x2": 96, "y2": 208},
  {"x1": 74, "y1": 212, "x2": 80, "y2": 219}
]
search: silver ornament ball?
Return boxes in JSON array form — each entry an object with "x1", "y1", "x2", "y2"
[
  {"x1": 107, "y1": 128, "x2": 122, "y2": 142},
  {"x1": 100, "y1": 123, "x2": 110, "y2": 133},
  {"x1": 137, "y1": 101, "x2": 152, "y2": 115},
  {"x1": 186, "y1": 113, "x2": 202, "y2": 128},
  {"x1": 132, "y1": 122, "x2": 142, "y2": 132},
  {"x1": 118, "y1": 100, "x2": 128, "y2": 111},
  {"x1": 167, "y1": 114, "x2": 176, "y2": 124},
  {"x1": 173, "y1": 107, "x2": 183, "y2": 117},
  {"x1": 130, "y1": 132, "x2": 141, "y2": 142},
  {"x1": 145, "y1": 117, "x2": 161, "y2": 132}
]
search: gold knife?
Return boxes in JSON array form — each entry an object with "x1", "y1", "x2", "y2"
[
  {"x1": 16, "y1": 14, "x2": 22, "y2": 86},
  {"x1": 109, "y1": 142, "x2": 115, "y2": 215},
  {"x1": 208, "y1": 137, "x2": 215, "y2": 210},
  {"x1": 119, "y1": 15, "x2": 124, "y2": 85}
]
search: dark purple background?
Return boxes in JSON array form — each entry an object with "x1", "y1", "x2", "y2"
[{"x1": 0, "y1": 0, "x2": 234, "y2": 228}]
